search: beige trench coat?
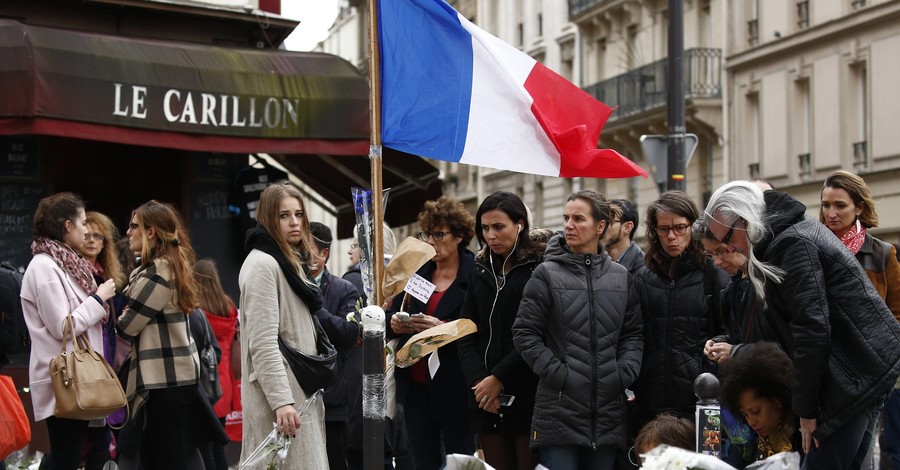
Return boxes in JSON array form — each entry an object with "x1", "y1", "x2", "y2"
[{"x1": 238, "y1": 249, "x2": 329, "y2": 470}]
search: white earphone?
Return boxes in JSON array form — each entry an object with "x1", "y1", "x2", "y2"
[{"x1": 517, "y1": 224, "x2": 522, "y2": 232}]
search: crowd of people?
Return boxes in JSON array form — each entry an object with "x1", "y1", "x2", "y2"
[{"x1": 8, "y1": 170, "x2": 900, "y2": 470}]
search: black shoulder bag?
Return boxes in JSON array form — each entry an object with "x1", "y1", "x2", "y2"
[{"x1": 278, "y1": 313, "x2": 337, "y2": 396}]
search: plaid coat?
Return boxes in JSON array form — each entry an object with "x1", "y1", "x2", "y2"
[{"x1": 118, "y1": 258, "x2": 199, "y2": 413}]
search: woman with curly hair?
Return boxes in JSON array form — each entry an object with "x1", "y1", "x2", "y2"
[
  {"x1": 389, "y1": 196, "x2": 476, "y2": 470},
  {"x1": 720, "y1": 342, "x2": 800, "y2": 463},
  {"x1": 117, "y1": 200, "x2": 226, "y2": 469}
]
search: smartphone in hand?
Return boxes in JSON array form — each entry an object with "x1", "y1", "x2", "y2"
[
  {"x1": 395, "y1": 312, "x2": 410, "y2": 322},
  {"x1": 498, "y1": 394, "x2": 516, "y2": 407}
]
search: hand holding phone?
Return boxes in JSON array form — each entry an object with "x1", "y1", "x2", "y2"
[
  {"x1": 498, "y1": 394, "x2": 516, "y2": 407},
  {"x1": 395, "y1": 312, "x2": 410, "y2": 322}
]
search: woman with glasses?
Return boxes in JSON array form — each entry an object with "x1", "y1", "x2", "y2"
[
  {"x1": 388, "y1": 196, "x2": 476, "y2": 470},
  {"x1": 456, "y1": 191, "x2": 543, "y2": 470},
  {"x1": 631, "y1": 191, "x2": 729, "y2": 434},
  {"x1": 695, "y1": 181, "x2": 900, "y2": 469},
  {"x1": 513, "y1": 190, "x2": 643, "y2": 469},
  {"x1": 117, "y1": 200, "x2": 226, "y2": 469},
  {"x1": 20, "y1": 193, "x2": 117, "y2": 470}
]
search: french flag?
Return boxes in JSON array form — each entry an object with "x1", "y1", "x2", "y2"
[{"x1": 377, "y1": 0, "x2": 647, "y2": 179}]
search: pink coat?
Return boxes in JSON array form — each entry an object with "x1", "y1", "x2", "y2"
[{"x1": 20, "y1": 253, "x2": 107, "y2": 422}]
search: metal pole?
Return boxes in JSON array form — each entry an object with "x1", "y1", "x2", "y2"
[
  {"x1": 666, "y1": 0, "x2": 686, "y2": 191},
  {"x1": 364, "y1": 0, "x2": 385, "y2": 468}
]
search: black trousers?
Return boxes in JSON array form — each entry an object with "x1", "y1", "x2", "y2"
[
  {"x1": 43, "y1": 416, "x2": 110, "y2": 470},
  {"x1": 326, "y1": 421, "x2": 348, "y2": 470}
]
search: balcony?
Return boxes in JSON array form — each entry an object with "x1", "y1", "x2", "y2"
[
  {"x1": 582, "y1": 48, "x2": 722, "y2": 122},
  {"x1": 569, "y1": 0, "x2": 608, "y2": 19}
]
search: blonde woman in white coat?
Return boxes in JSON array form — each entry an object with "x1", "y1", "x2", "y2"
[
  {"x1": 239, "y1": 182, "x2": 329, "y2": 469},
  {"x1": 21, "y1": 193, "x2": 116, "y2": 470}
]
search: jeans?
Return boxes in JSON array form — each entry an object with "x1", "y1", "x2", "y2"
[
  {"x1": 802, "y1": 402, "x2": 881, "y2": 470},
  {"x1": 540, "y1": 445, "x2": 618, "y2": 470},
  {"x1": 882, "y1": 389, "x2": 900, "y2": 470}
]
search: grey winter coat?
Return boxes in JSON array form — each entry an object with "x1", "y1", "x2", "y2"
[{"x1": 513, "y1": 234, "x2": 643, "y2": 450}]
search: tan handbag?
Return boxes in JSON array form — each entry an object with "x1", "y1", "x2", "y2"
[{"x1": 49, "y1": 315, "x2": 127, "y2": 420}]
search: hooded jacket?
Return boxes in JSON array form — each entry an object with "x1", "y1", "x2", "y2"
[
  {"x1": 632, "y1": 249, "x2": 729, "y2": 423},
  {"x1": 457, "y1": 241, "x2": 544, "y2": 434},
  {"x1": 755, "y1": 191, "x2": 900, "y2": 440},
  {"x1": 513, "y1": 234, "x2": 642, "y2": 449}
]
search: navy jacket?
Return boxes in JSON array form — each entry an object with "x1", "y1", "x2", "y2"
[{"x1": 317, "y1": 267, "x2": 362, "y2": 422}]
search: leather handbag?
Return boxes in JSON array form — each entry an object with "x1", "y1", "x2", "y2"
[
  {"x1": 49, "y1": 315, "x2": 127, "y2": 420},
  {"x1": 197, "y1": 311, "x2": 223, "y2": 403},
  {"x1": 278, "y1": 314, "x2": 336, "y2": 396}
]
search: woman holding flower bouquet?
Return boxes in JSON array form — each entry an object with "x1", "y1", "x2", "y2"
[{"x1": 238, "y1": 182, "x2": 328, "y2": 469}]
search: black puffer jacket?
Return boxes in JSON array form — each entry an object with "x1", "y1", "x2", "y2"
[
  {"x1": 457, "y1": 243, "x2": 543, "y2": 435},
  {"x1": 513, "y1": 234, "x2": 642, "y2": 449},
  {"x1": 755, "y1": 191, "x2": 900, "y2": 440},
  {"x1": 633, "y1": 252, "x2": 729, "y2": 424},
  {"x1": 710, "y1": 274, "x2": 778, "y2": 358}
]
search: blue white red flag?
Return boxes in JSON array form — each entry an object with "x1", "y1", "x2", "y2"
[{"x1": 376, "y1": 0, "x2": 647, "y2": 179}]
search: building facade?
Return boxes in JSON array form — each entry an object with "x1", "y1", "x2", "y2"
[
  {"x1": 727, "y1": 0, "x2": 900, "y2": 242},
  {"x1": 322, "y1": 0, "x2": 899, "y2": 242}
]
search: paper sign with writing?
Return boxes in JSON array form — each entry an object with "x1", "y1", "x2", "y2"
[{"x1": 404, "y1": 274, "x2": 436, "y2": 304}]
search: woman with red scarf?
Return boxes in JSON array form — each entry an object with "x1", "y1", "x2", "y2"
[{"x1": 820, "y1": 170, "x2": 900, "y2": 468}]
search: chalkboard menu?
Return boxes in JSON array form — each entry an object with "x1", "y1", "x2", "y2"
[
  {"x1": 0, "y1": 183, "x2": 44, "y2": 269},
  {"x1": 188, "y1": 154, "x2": 243, "y2": 302}
]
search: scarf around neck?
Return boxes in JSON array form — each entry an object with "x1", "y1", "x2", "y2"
[
  {"x1": 245, "y1": 225, "x2": 323, "y2": 313},
  {"x1": 32, "y1": 237, "x2": 97, "y2": 296},
  {"x1": 840, "y1": 219, "x2": 866, "y2": 255}
]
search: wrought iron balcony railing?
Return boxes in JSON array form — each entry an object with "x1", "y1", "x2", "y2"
[
  {"x1": 568, "y1": 0, "x2": 608, "y2": 19},
  {"x1": 582, "y1": 48, "x2": 722, "y2": 122}
]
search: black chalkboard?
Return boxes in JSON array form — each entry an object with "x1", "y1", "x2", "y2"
[
  {"x1": 0, "y1": 183, "x2": 44, "y2": 270},
  {"x1": 188, "y1": 155, "x2": 243, "y2": 302}
]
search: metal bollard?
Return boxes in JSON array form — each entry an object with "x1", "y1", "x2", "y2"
[{"x1": 694, "y1": 372, "x2": 721, "y2": 457}]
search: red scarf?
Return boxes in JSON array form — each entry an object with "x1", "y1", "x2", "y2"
[
  {"x1": 32, "y1": 237, "x2": 98, "y2": 296},
  {"x1": 840, "y1": 219, "x2": 867, "y2": 255}
]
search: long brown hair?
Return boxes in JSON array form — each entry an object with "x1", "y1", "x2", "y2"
[
  {"x1": 194, "y1": 258, "x2": 234, "y2": 317},
  {"x1": 132, "y1": 200, "x2": 197, "y2": 313},
  {"x1": 85, "y1": 211, "x2": 126, "y2": 290},
  {"x1": 255, "y1": 182, "x2": 315, "y2": 277},
  {"x1": 820, "y1": 170, "x2": 878, "y2": 229}
]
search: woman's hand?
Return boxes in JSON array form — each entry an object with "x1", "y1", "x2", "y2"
[
  {"x1": 472, "y1": 375, "x2": 503, "y2": 414},
  {"x1": 275, "y1": 404, "x2": 301, "y2": 438},
  {"x1": 704, "y1": 340, "x2": 733, "y2": 363},
  {"x1": 96, "y1": 279, "x2": 117, "y2": 302},
  {"x1": 390, "y1": 313, "x2": 416, "y2": 335},
  {"x1": 410, "y1": 314, "x2": 442, "y2": 333},
  {"x1": 800, "y1": 417, "x2": 820, "y2": 453}
]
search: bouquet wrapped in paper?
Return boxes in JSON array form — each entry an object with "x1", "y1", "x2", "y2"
[{"x1": 394, "y1": 319, "x2": 477, "y2": 368}]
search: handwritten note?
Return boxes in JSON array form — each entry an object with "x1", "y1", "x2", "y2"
[{"x1": 404, "y1": 274, "x2": 437, "y2": 304}]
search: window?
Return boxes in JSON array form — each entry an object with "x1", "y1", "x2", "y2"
[
  {"x1": 748, "y1": 19, "x2": 759, "y2": 46},
  {"x1": 517, "y1": 22, "x2": 524, "y2": 47},
  {"x1": 537, "y1": 13, "x2": 543, "y2": 37},
  {"x1": 851, "y1": 62, "x2": 869, "y2": 171},
  {"x1": 798, "y1": 153, "x2": 812, "y2": 182},
  {"x1": 851, "y1": 0, "x2": 866, "y2": 10},
  {"x1": 796, "y1": 0, "x2": 809, "y2": 29}
]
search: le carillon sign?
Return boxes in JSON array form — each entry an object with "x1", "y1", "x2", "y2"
[{"x1": 0, "y1": 20, "x2": 369, "y2": 153}]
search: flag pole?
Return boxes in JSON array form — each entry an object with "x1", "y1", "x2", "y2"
[{"x1": 364, "y1": 0, "x2": 386, "y2": 469}]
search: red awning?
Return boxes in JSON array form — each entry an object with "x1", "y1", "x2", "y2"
[{"x1": 0, "y1": 20, "x2": 369, "y2": 155}]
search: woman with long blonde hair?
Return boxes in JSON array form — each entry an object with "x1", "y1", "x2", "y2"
[
  {"x1": 117, "y1": 200, "x2": 226, "y2": 469},
  {"x1": 239, "y1": 182, "x2": 329, "y2": 469}
]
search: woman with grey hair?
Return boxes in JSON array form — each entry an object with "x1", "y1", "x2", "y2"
[{"x1": 696, "y1": 180, "x2": 900, "y2": 469}]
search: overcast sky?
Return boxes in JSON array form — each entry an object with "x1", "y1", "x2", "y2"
[{"x1": 281, "y1": 1, "x2": 340, "y2": 51}]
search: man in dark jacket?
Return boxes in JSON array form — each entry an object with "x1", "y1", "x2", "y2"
[
  {"x1": 603, "y1": 198, "x2": 645, "y2": 275},
  {"x1": 697, "y1": 181, "x2": 900, "y2": 469},
  {"x1": 309, "y1": 222, "x2": 363, "y2": 470}
]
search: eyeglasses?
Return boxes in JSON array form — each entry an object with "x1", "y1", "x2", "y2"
[
  {"x1": 128, "y1": 223, "x2": 140, "y2": 231},
  {"x1": 350, "y1": 243, "x2": 359, "y2": 249},
  {"x1": 655, "y1": 224, "x2": 690, "y2": 237},
  {"x1": 417, "y1": 230, "x2": 452, "y2": 241},
  {"x1": 702, "y1": 246, "x2": 733, "y2": 259},
  {"x1": 84, "y1": 233, "x2": 105, "y2": 242}
]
